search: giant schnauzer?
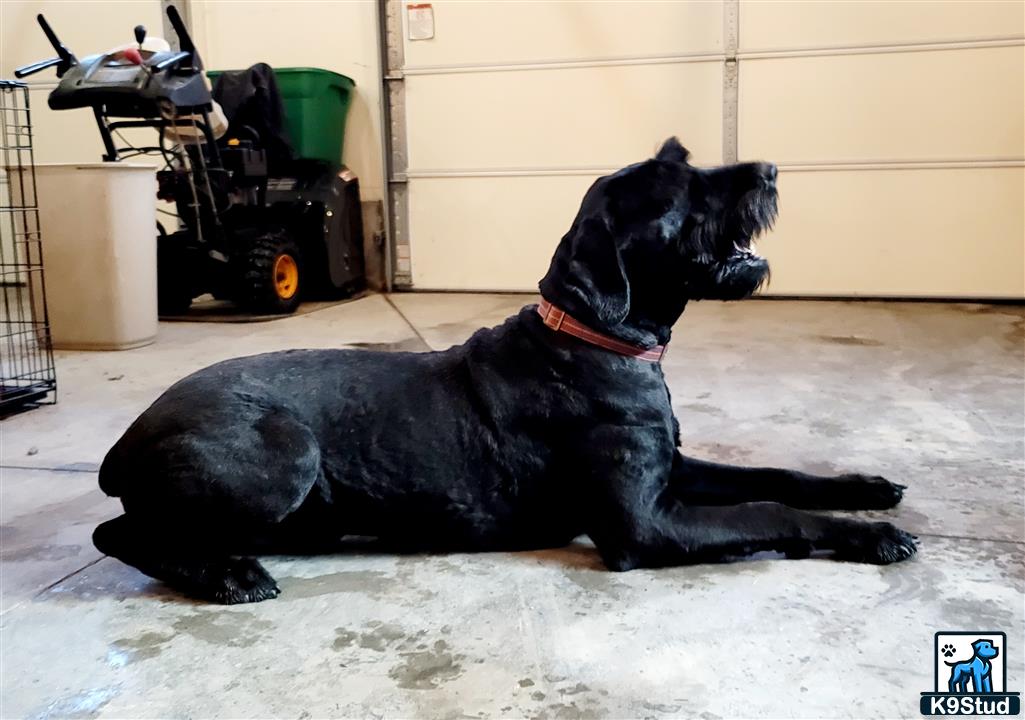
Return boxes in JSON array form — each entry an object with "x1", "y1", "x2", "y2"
[{"x1": 94, "y1": 138, "x2": 917, "y2": 604}]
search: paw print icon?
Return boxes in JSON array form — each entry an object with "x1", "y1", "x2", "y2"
[{"x1": 941, "y1": 643, "x2": 957, "y2": 657}]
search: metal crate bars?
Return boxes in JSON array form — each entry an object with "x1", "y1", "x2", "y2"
[{"x1": 0, "y1": 80, "x2": 56, "y2": 413}]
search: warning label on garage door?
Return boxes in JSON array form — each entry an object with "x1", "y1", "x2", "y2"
[{"x1": 407, "y1": 4, "x2": 434, "y2": 41}]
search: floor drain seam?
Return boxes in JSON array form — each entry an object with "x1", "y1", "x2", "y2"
[
  {"x1": 913, "y1": 531, "x2": 1024, "y2": 546},
  {"x1": 1, "y1": 464, "x2": 99, "y2": 474},
  {"x1": 383, "y1": 295, "x2": 433, "y2": 351},
  {"x1": 34, "y1": 557, "x2": 105, "y2": 598}
]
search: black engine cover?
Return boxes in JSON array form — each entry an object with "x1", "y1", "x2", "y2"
[{"x1": 266, "y1": 163, "x2": 365, "y2": 293}]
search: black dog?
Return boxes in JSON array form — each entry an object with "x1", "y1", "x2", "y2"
[{"x1": 94, "y1": 138, "x2": 917, "y2": 604}]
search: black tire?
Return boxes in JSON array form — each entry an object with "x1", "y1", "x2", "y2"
[
  {"x1": 239, "y1": 229, "x2": 303, "y2": 314},
  {"x1": 157, "y1": 234, "x2": 194, "y2": 315}
]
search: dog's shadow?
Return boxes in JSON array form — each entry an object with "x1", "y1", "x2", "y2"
[
  {"x1": 267, "y1": 534, "x2": 606, "y2": 571},
  {"x1": 70, "y1": 539, "x2": 606, "y2": 605}
]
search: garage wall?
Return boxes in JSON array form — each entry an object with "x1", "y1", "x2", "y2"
[
  {"x1": 190, "y1": 0, "x2": 383, "y2": 202},
  {"x1": 1, "y1": 0, "x2": 385, "y2": 284},
  {"x1": 0, "y1": 1, "x2": 165, "y2": 269},
  {"x1": 392, "y1": 0, "x2": 1025, "y2": 298},
  {"x1": 0, "y1": 1, "x2": 164, "y2": 164}
]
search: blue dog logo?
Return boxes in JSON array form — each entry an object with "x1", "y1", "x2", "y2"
[
  {"x1": 946, "y1": 639, "x2": 999, "y2": 694},
  {"x1": 921, "y1": 632, "x2": 1021, "y2": 716}
]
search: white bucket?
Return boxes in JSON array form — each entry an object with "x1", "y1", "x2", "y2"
[{"x1": 9, "y1": 163, "x2": 158, "y2": 350}]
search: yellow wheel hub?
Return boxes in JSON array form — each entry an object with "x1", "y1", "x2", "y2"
[{"x1": 273, "y1": 254, "x2": 299, "y2": 299}]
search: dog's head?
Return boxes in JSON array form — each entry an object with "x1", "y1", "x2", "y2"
[
  {"x1": 972, "y1": 640, "x2": 999, "y2": 660},
  {"x1": 539, "y1": 137, "x2": 778, "y2": 347}
]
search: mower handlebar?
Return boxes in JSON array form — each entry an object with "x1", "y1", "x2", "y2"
[
  {"x1": 152, "y1": 51, "x2": 192, "y2": 73},
  {"x1": 165, "y1": 5, "x2": 202, "y2": 70},
  {"x1": 16, "y1": 15, "x2": 77, "y2": 79},
  {"x1": 14, "y1": 56, "x2": 62, "y2": 78},
  {"x1": 36, "y1": 14, "x2": 77, "y2": 75},
  {"x1": 18, "y1": 10, "x2": 200, "y2": 80}
]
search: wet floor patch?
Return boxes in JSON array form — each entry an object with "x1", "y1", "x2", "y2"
[
  {"x1": 28, "y1": 686, "x2": 119, "y2": 720},
  {"x1": 109, "y1": 630, "x2": 176, "y2": 664},
  {"x1": 814, "y1": 335, "x2": 884, "y2": 347},
  {"x1": 170, "y1": 609, "x2": 273, "y2": 648},
  {"x1": 388, "y1": 639, "x2": 465, "y2": 690},
  {"x1": 678, "y1": 402, "x2": 724, "y2": 416},
  {"x1": 332, "y1": 622, "x2": 411, "y2": 652},
  {"x1": 276, "y1": 570, "x2": 394, "y2": 600},
  {"x1": 1005, "y1": 317, "x2": 1024, "y2": 349},
  {"x1": 330, "y1": 620, "x2": 468, "y2": 690}
]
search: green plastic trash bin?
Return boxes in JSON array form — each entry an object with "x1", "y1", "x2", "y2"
[{"x1": 208, "y1": 67, "x2": 355, "y2": 166}]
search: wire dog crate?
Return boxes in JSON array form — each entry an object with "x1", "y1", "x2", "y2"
[{"x1": 1, "y1": 80, "x2": 56, "y2": 413}]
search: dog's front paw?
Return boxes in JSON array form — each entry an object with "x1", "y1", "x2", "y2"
[
  {"x1": 837, "y1": 521, "x2": 918, "y2": 565},
  {"x1": 833, "y1": 474, "x2": 906, "y2": 510}
]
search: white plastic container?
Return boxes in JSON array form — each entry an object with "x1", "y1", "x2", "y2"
[{"x1": 11, "y1": 163, "x2": 158, "y2": 350}]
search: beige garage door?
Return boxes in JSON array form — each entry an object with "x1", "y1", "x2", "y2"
[
  {"x1": 389, "y1": 1, "x2": 725, "y2": 291},
  {"x1": 738, "y1": 1, "x2": 1024, "y2": 298},
  {"x1": 386, "y1": 1, "x2": 1025, "y2": 297}
]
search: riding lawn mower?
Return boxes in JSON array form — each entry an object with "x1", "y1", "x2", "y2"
[{"x1": 15, "y1": 6, "x2": 365, "y2": 315}]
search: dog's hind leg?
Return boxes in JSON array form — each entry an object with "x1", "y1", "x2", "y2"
[
  {"x1": 671, "y1": 453, "x2": 906, "y2": 510},
  {"x1": 94, "y1": 515, "x2": 280, "y2": 604},
  {"x1": 96, "y1": 406, "x2": 323, "y2": 603},
  {"x1": 948, "y1": 672, "x2": 961, "y2": 693}
]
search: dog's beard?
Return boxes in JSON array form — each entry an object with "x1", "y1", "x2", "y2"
[
  {"x1": 687, "y1": 186, "x2": 776, "y2": 300},
  {"x1": 709, "y1": 254, "x2": 770, "y2": 299},
  {"x1": 730, "y1": 185, "x2": 778, "y2": 257}
]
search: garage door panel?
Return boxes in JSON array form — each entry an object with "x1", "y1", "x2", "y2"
[
  {"x1": 408, "y1": 175, "x2": 599, "y2": 291},
  {"x1": 739, "y1": 0, "x2": 1024, "y2": 51},
  {"x1": 761, "y1": 168, "x2": 1025, "y2": 298},
  {"x1": 405, "y1": 63, "x2": 723, "y2": 171},
  {"x1": 398, "y1": 3, "x2": 1022, "y2": 298},
  {"x1": 739, "y1": 47, "x2": 1024, "y2": 163},
  {"x1": 403, "y1": 1, "x2": 723, "y2": 68}
]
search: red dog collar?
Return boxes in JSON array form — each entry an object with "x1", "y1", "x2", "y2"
[{"x1": 536, "y1": 298, "x2": 666, "y2": 363}]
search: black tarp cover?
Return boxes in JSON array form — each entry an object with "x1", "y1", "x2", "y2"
[{"x1": 211, "y1": 63, "x2": 293, "y2": 171}]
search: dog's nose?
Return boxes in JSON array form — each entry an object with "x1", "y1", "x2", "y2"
[{"x1": 759, "y1": 163, "x2": 778, "y2": 183}]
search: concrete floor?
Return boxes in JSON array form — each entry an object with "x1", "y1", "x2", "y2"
[{"x1": 2, "y1": 293, "x2": 1023, "y2": 719}]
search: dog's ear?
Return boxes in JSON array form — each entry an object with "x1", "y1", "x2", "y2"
[
  {"x1": 540, "y1": 216, "x2": 630, "y2": 328},
  {"x1": 655, "y1": 137, "x2": 690, "y2": 164}
]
